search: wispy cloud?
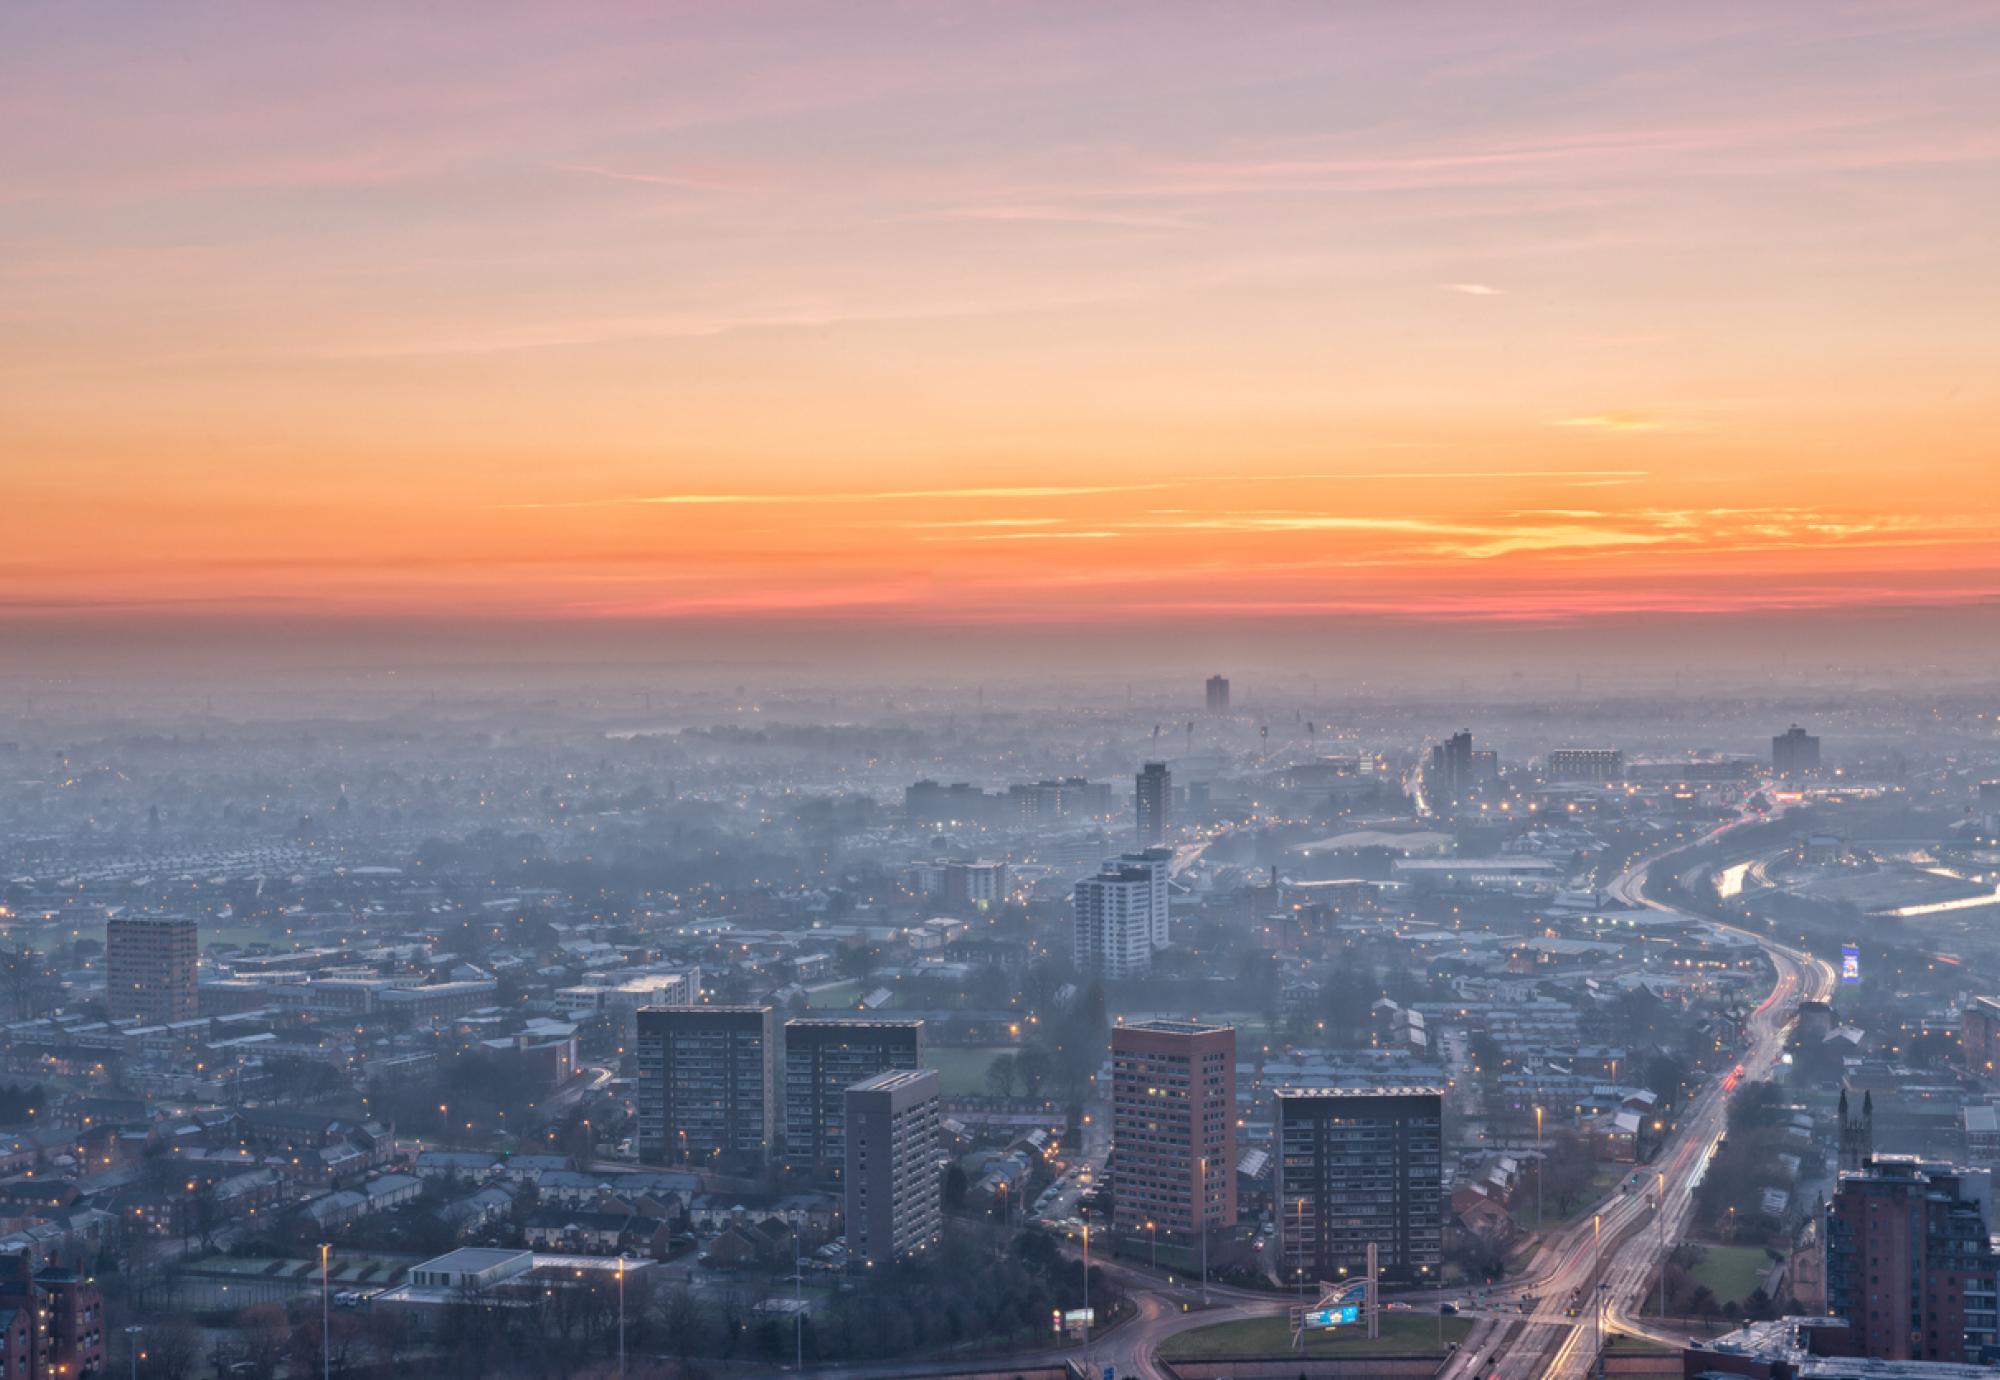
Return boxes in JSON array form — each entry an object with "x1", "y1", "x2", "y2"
[
  {"x1": 1554, "y1": 413, "x2": 1668, "y2": 432},
  {"x1": 1281, "y1": 470, "x2": 1650, "y2": 483},
  {"x1": 324, "y1": 287, "x2": 1149, "y2": 358},
  {"x1": 508, "y1": 471, "x2": 1655, "y2": 512},
  {"x1": 1441, "y1": 282, "x2": 1505, "y2": 295},
  {"x1": 502, "y1": 484, "x2": 1171, "y2": 511},
  {"x1": 554, "y1": 162, "x2": 718, "y2": 190},
  {"x1": 899, "y1": 517, "x2": 1066, "y2": 530},
  {"x1": 956, "y1": 530, "x2": 1121, "y2": 541},
  {"x1": 909, "y1": 204, "x2": 1198, "y2": 230}
]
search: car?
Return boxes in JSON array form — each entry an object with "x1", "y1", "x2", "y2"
[{"x1": 1440, "y1": 1303, "x2": 1458, "y2": 1315}]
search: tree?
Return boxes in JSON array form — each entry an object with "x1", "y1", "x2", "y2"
[
  {"x1": 147, "y1": 1315, "x2": 204, "y2": 1380},
  {"x1": 1644, "y1": 1053, "x2": 1689, "y2": 1109},
  {"x1": 1015, "y1": 1046, "x2": 1053, "y2": 1100},
  {"x1": 655, "y1": 1281, "x2": 702, "y2": 1368},
  {"x1": 0, "y1": 947, "x2": 56, "y2": 1022},
  {"x1": 1537, "y1": 1131, "x2": 1596, "y2": 1216},
  {"x1": 235, "y1": 1302, "x2": 289, "y2": 1380},
  {"x1": 984, "y1": 1054, "x2": 1018, "y2": 1099}
]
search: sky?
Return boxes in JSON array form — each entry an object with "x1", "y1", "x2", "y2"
[{"x1": 5, "y1": 2, "x2": 1999, "y2": 671}]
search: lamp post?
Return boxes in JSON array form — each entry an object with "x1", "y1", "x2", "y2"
[
  {"x1": 1657, "y1": 1171, "x2": 1668, "y2": 1319},
  {"x1": 1199, "y1": 1155, "x2": 1209, "y2": 1305},
  {"x1": 1081, "y1": 1220, "x2": 1091, "y2": 1360},
  {"x1": 617, "y1": 1254, "x2": 627, "y2": 1376},
  {"x1": 1591, "y1": 1214, "x2": 1602, "y2": 1371},
  {"x1": 320, "y1": 1241, "x2": 331, "y2": 1380},
  {"x1": 124, "y1": 1325, "x2": 142, "y2": 1380},
  {"x1": 1534, "y1": 1106, "x2": 1544, "y2": 1229},
  {"x1": 1297, "y1": 1199, "x2": 1308, "y2": 1308},
  {"x1": 1148, "y1": 1218, "x2": 1158, "y2": 1272}
]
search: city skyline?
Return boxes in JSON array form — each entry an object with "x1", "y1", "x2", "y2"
[{"x1": 8, "y1": 8, "x2": 2000, "y2": 1377}]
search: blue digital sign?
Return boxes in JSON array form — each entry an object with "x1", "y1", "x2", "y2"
[{"x1": 1306, "y1": 1306, "x2": 1360, "y2": 1328}]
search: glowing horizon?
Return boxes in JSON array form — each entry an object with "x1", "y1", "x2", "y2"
[{"x1": 6, "y1": 3, "x2": 1998, "y2": 638}]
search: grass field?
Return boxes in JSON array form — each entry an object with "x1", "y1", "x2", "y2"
[
  {"x1": 1159, "y1": 1312, "x2": 1472, "y2": 1360},
  {"x1": 1689, "y1": 1245, "x2": 1771, "y2": 1305},
  {"x1": 1553, "y1": 1164, "x2": 1633, "y2": 1227},
  {"x1": 1124, "y1": 1010, "x2": 1275, "y2": 1044},
  {"x1": 804, "y1": 979, "x2": 864, "y2": 1009},
  {"x1": 193, "y1": 1256, "x2": 410, "y2": 1283},
  {"x1": 927, "y1": 1044, "x2": 1014, "y2": 1096}
]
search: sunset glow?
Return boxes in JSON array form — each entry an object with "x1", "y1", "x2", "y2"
[{"x1": 7, "y1": 3, "x2": 1998, "y2": 645}]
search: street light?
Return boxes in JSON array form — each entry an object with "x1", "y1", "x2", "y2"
[
  {"x1": 320, "y1": 1241, "x2": 331, "y2": 1380},
  {"x1": 793, "y1": 1235, "x2": 805, "y2": 1372},
  {"x1": 1081, "y1": 1220, "x2": 1091, "y2": 1361},
  {"x1": 617, "y1": 1254, "x2": 627, "y2": 1376},
  {"x1": 1657, "y1": 1171, "x2": 1668, "y2": 1319},
  {"x1": 1198, "y1": 1156, "x2": 1211, "y2": 1305},
  {"x1": 124, "y1": 1325, "x2": 142, "y2": 1380},
  {"x1": 1534, "y1": 1106, "x2": 1544, "y2": 1229},
  {"x1": 1296, "y1": 1199, "x2": 1308, "y2": 1308},
  {"x1": 1592, "y1": 1215, "x2": 1603, "y2": 1369}
]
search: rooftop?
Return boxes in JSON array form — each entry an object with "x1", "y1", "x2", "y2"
[
  {"x1": 849, "y1": 1068, "x2": 939, "y2": 1094},
  {"x1": 1275, "y1": 1085, "x2": 1446, "y2": 1100},
  {"x1": 1119, "y1": 1018, "x2": 1233, "y2": 1037},
  {"x1": 418, "y1": 1246, "x2": 529, "y2": 1274}
]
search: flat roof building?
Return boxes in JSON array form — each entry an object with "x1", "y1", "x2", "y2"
[
  {"x1": 636, "y1": 1005, "x2": 776, "y2": 1168},
  {"x1": 1275, "y1": 1086, "x2": 1444, "y2": 1285},
  {"x1": 106, "y1": 915, "x2": 199, "y2": 1025},
  {"x1": 1827, "y1": 1156, "x2": 1999, "y2": 1362},
  {"x1": 1136, "y1": 762, "x2": 1171, "y2": 848},
  {"x1": 1111, "y1": 1019, "x2": 1236, "y2": 1242},
  {"x1": 846, "y1": 1068, "x2": 942, "y2": 1264},
  {"x1": 1073, "y1": 848, "x2": 1173, "y2": 980},
  {"x1": 783, "y1": 1017, "x2": 925, "y2": 1180},
  {"x1": 1774, "y1": 724, "x2": 1822, "y2": 779}
]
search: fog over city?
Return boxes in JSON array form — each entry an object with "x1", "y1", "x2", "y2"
[
  {"x1": 8, "y1": 2, "x2": 2000, "y2": 1378},
  {"x1": 4, "y1": 653, "x2": 2000, "y2": 1378}
]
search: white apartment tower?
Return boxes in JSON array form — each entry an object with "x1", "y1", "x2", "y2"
[{"x1": 1072, "y1": 847, "x2": 1174, "y2": 978}]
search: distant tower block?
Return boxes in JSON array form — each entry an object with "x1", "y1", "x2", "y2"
[
  {"x1": 1205, "y1": 675, "x2": 1231, "y2": 713},
  {"x1": 1773, "y1": 723, "x2": 1821, "y2": 778},
  {"x1": 1135, "y1": 761, "x2": 1171, "y2": 847}
]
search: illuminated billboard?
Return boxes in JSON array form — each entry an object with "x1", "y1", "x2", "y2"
[
  {"x1": 1841, "y1": 945, "x2": 1860, "y2": 983},
  {"x1": 1307, "y1": 1305, "x2": 1360, "y2": 1328}
]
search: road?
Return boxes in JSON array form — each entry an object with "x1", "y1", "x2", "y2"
[
  {"x1": 1050, "y1": 810, "x2": 1833, "y2": 1380},
  {"x1": 745, "y1": 1282, "x2": 1278, "y2": 1380},
  {"x1": 1476, "y1": 819, "x2": 1835, "y2": 1380},
  {"x1": 541, "y1": 1062, "x2": 614, "y2": 1117},
  {"x1": 754, "y1": 810, "x2": 1835, "y2": 1380}
]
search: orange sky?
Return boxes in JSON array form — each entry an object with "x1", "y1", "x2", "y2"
[{"x1": 5, "y1": 3, "x2": 1999, "y2": 644}]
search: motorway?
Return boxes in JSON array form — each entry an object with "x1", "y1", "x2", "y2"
[
  {"x1": 1474, "y1": 822, "x2": 1836, "y2": 1380},
  {"x1": 1050, "y1": 814, "x2": 1837, "y2": 1380},
  {"x1": 752, "y1": 814, "x2": 1836, "y2": 1380}
]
